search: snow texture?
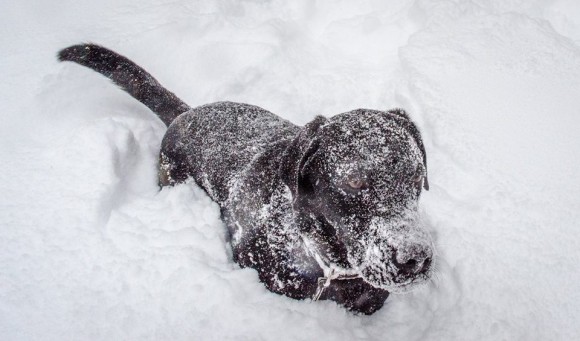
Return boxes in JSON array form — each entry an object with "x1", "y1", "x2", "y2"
[{"x1": 1, "y1": 0, "x2": 580, "y2": 340}]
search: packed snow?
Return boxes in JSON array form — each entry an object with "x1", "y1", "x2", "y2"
[{"x1": 1, "y1": 0, "x2": 580, "y2": 340}]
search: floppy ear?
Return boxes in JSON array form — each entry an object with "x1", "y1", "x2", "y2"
[
  {"x1": 386, "y1": 109, "x2": 429, "y2": 191},
  {"x1": 279, "y1": 115, "x2": 328, "y2": 200}
]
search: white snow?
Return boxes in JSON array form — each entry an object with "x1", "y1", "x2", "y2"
[{"x1": 1, "y1": 0, "x2": 580, "y2": 340}]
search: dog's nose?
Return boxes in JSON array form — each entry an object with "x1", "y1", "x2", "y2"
[{"x1": 391, "y1": 244, "x2": 432, "y2": 277}]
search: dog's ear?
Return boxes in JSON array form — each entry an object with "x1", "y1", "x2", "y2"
[
  {"x1": 387, "y1": 108, "x2": 411, "y2": 121},
  {"x1": 280, "y1": 115, "x2": 328, "y2": 199},
  {"x1": 386, "y1": 109, "x2": 429, "y2": 191}
]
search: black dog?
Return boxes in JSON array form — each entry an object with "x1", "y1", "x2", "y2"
[{"x1": 58, "y1": 44, "x2": 435, "y2": 315}]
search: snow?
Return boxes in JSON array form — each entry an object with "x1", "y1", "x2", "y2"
[{"x1": 1, "y1": 0, "x2": 580, "y2": 340}]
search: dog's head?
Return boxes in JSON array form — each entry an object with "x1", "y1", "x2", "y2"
[{"x1": 281, "y1": 109, "x2": 433, "y2": 293}]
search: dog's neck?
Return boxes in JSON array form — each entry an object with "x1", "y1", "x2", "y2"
[
  {"x1": 300, "y1": 232, "x2": 361, "y2": 300},
  {"x1": 296, "y1": 212, "x2": 351, "y2": 267},
  {"x1": 297, "y1": 213, "x2": 363, "y2": 300}
]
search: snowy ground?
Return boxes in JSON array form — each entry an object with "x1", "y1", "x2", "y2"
[{"x1": 2, "y1": 0, "x2": 580, "y2": 340}]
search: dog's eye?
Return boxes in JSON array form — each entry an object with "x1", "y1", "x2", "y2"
[
  {"x1": 340, "y1": 171, "x2": 369, "y2": 192},
  {"x1": 411, "y1": 166, "x2": 426, "y2": 188},
  {"x1": 345, "y1": 176, "x2": 369, "y2": 191},
  {"x1": 411, "y1": 174, "x2": 424, "y2": 186},
  {"x1": 348, "y1": 179, "x2": 365, "y2": 189},
  {"x1": 411, "y1": 173, "x2": 423, "y2": 183}
]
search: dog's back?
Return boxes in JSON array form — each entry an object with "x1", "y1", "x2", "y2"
[
  {"x1": 160, "y1": 102, "x2": 299, "y2": 203},
  {"x1": 59, "y1": 44, "x2": 299, "y2": 203}
]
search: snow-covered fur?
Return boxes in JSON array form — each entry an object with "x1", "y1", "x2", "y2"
[{"x1": 58, "y1": 44, "x2": 434, "y2": 315}]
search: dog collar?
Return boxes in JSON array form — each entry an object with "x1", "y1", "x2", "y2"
[{"x1": 301, "y1": 234, "x2": 361, "y2": 301}]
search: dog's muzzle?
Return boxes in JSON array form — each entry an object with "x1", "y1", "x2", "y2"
[{"x1": 355, "y1": 218, "x2": 434, "y2": 291}]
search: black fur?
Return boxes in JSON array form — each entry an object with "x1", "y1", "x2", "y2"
[{"x1": 58, "y1": 44, "x2": 434, "y2": 315}]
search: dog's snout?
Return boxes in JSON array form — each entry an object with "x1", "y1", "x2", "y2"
[{"x1": 391, "y1": 243, "x2": 432, "y2": 277}]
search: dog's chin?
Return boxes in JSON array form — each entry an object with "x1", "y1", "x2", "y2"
[
  {"x1": 361, "y1": 271, "x2": 431, "y2": 294},
  {"x1": 383, "y1": 280, "x2": 427, "y2": 294}
]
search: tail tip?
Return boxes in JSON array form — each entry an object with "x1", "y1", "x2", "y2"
[{"x1": 57, "y1": 43, "x2": 98, "y2": 63}]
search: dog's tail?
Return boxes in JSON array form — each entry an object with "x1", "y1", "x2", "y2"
[{"x1": 58, "y1": 43, "x2": 191, "y2": 126}]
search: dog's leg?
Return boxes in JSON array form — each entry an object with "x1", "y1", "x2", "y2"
[
  {"x1": 158, "y1": 150, "x2": 191, "y2": 187},
  {"x1": 231, "y1": 227, "x2": 322, "y2": 300},
  {"x1": 58, "y1": 44, "x2": 190, "y2": 126},
  {"x1": 158, "y1": 118, "x2": 194, "y2": 186}
]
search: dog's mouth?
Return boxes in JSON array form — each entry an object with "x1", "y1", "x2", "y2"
[
  {"x1": 348, "y1": 237, "x2": 435, "y2": 293},
  {"x1": 359, "y1": 260, "x2": 433, "y2": 293}
]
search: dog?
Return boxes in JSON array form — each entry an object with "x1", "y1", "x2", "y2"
[{"x1": 58, "y1": 44, "x2": 434, "y2": 315}]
